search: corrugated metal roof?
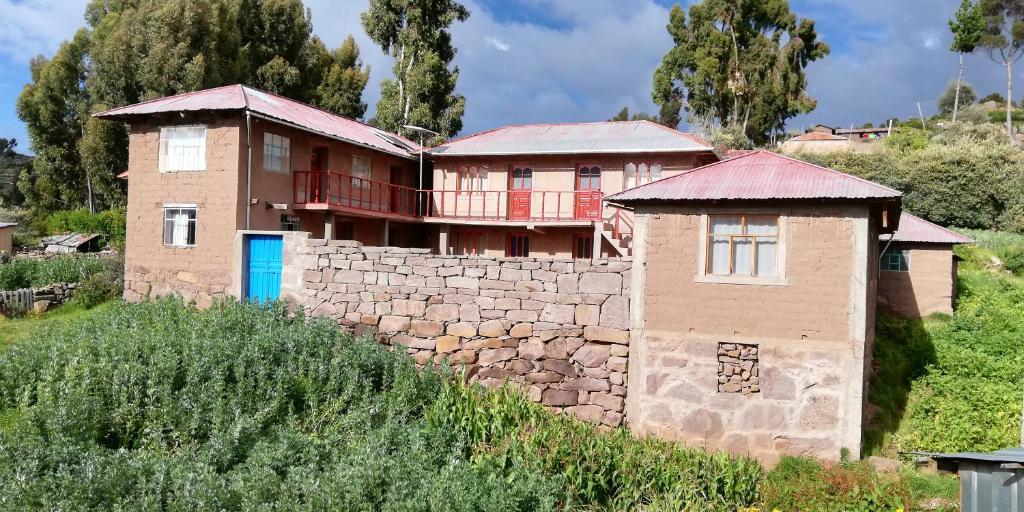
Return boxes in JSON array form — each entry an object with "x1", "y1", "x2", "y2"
[
  {"x1": 0, "y1": 222, "x2": 17, "y2": 228},
  {"x1": 94, "y1": 85, "x2": 421, "y2": 160},
  {"x1": 429, "y1": 121, "x2": 712, "y2": 156},
  {"x1": 932, "y1": 447, "x2": 1024, "y2": 464},
  {"x1": 884, "y1": 213, "x2": 974, "y2": 244},
  {"x1": 607, "y1": 150, "x2": 902, "y2": 203}
]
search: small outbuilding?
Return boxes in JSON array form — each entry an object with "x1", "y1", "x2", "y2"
[
  {"x1": 877, "y1": 213, "x2": 973, "y2": 318},
  {"x1": 932, "y1": 447, "x2": 1024, "y2": 512},
  {"x1": 0, "y1": 222, "x2": 15, "y2": 254}
]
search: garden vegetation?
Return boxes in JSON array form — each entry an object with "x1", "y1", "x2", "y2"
[{"x1": 0, "y1": 254, "x2": 119, "y2": 291}]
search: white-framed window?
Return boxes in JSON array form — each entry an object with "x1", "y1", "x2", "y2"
[
  {"x1": 163, "y1": 205, "x2": 197, "y2": 247},
  {"x1": 281, "y1": 214, "x2": 300, "y2": 231},
  {"x1": 352, "y1": 155, "x2": 371, "y2": 189},
  {"x1": 881, "y1": 248, "x2": 909, "y2": 272},
  {"x1": 263, "y1": 132, "x2": 290, "y2": 173},
  {"x1": 624, "y1": 162, "x2": 662, "y2": 188},
  {"x1": 159, "y1": 125, "x2": 206, "y2": 172},
  {"x1": 457, "y1": 166, "x2": 486, "y2": 193},
  {"x1": 706, "y1": 214, "x2": 779, "y2": 277}
]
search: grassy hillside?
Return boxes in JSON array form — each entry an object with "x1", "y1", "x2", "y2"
[{"x1": 867, "y1": 229, "x2": 1024, "y2": 456}]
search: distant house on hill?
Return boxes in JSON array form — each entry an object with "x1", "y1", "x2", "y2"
[{"x1": 780, "y1": 131, "x2": 851, "y2": 154}]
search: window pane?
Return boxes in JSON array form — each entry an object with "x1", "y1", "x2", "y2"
[
  {"x1": 637, "y1": 163, "x2": 649, "y2": 184},
  {"x1": 710, "y1": 215, "x2": 743, "y2": 235},
  {"x1": 709, "y1": 235, "x2": 731, "y2": 274},
  {"x1": 755, "y1": 239, "x2": 777, "y2": 276},
  {"x1": 732, "y1": 236, "x2": 753, "y2": 276},
  {"x1": 651, "y1": 163, "x2": 662, "y2": 179},
  {"x1": 746, "y1": 216, "x2": 778, "y2": 235}
]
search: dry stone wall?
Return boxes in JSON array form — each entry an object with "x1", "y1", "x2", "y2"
[{"x1": 281, "y1": 236, "x2": 632, "y2": 426}]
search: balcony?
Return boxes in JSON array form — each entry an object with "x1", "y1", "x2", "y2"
[{"x1": 293, "y1": 171, "x2": 604, "y2": 223}]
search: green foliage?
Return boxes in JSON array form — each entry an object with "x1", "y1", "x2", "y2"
[
  {"x1": 938, "y1": 80, "x2": 977, "y2": 114},
  {"x1": 17, "y1": 0, "x2": 371, "y2": 215},
  {"x1": 977, "y1": 0, "x2": 1024, "y2": 136},
  {"x1": 44, "y1": 209, "x2": 126, "y2": 249},
  {"x1": 760, "y1": 457, "x2": 916, "y2": 512},
  {"x1": 0, "y1": 254, "x2": 118, "y2": 290},
  {"x1": 73, "y1": 271, "x2": 122, "y2": 308},
  {"x1": 361, "y1": 0, "x2": 470, "y2": 141},
  {"x1": 651, "y1": 1, "x2": 829, "y2": 142},
  {"x1": 950, "y1": 0, "x2": 986, "y2": 54},
  {"x1": 0, "y1": 299, "x2": 769, "y2": 510},
  {"x1": 793, "y1": 126, "x2": 1024, "y2": 233}
]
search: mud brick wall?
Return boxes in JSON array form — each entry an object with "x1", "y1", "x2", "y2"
[{"x1": 281, "y1": 236, "x2": 633, "y2": 426}]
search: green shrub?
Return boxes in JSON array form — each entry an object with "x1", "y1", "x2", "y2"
[
  {"x1": 0, "y1": 254, "x2": 118, "y2": 290},
  {"x1": 44, "y1": 209, "x2": 126, "y2": 250},
  {"x1": 760, "y1": 456, "x2": 914, "y2": 512},
  {"x1": 73, "y1": 271, "x2": 121, "y2": 308}
]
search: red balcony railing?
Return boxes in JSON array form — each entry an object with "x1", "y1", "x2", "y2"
[
  {"x1": 293, "y1": 171, "x2": 604, "y2": 222},
  {"x1": 294, "y1": 170, "x2": 418, "y2": 218},
  {"x1": 421, "y1": 190, "x2": 603, "y2": 221}
]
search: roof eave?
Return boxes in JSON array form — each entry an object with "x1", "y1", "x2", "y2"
[{"x1": 428, "y1": 147, "x2": 714, "y2": 157}]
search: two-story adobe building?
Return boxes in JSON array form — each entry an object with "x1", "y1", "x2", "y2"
[{"x1": 426, "y1": 122, "x2": 718, "y2": 259}]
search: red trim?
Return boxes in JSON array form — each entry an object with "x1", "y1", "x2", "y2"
[
  {"x1": 506, "y1": 232, "x2": 530, "y2": 257},
  {"x1": 572, "y1": 232, "x2": 594, "y2": 259}
]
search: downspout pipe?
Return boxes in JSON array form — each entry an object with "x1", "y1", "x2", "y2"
[{"x1": 245, "y1": 109, "x2": 253, "y2": 230}]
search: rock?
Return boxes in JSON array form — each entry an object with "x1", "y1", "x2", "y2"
[
  {"x1": 526, "y1": 371, "x2": 563, "y2": 383},
  {"x1": 678, "y1": 409, "x2": 724, "y2": 441},
  {"x1": 518, "y1": 338, "x2": 545, "y2": 360},
  {"x1": 798, "y1": 395, "x2": 839, "y2": 430},
  {"x1": 445, "y1": 276, "x2": 480, "y2": 290},
  {"x1": 459, "y1": 304, "x2": 481, "y2": 322},
  {"x1": 435, "y1": 335, "x2": 461, "y2": 353},
  {"x1": 590, "y1": 392, "x2": 623, "y2": 411},
  {"x1": 447, "y1": 322, "x2": 477, "y2": 338},
  {"x1": 574, "y1": 304, "x2": 601, "y2": 326},
  {"x1": 463, "y1": 338, "x2": 504, "y2": 350},
  {"x1": 602, "y1": 411, "x2": 623, "y2": 427},
  {"x1": 543, "y1": 359, "x2": 578, "y2": 377},
  {"x1": 867, "y1": 456, "x2": 902, "y2": 473},
  {"x1": 413, "y1": 351, "x2": 434, "y2": 365},
  {"x1": 409, "y1": 320, "x2": 444, "y2": 337},
  {"x1": 425, "y1": 303, "x2": 460, "y2": 322},
  {"x1": 539, "y1": 303, "x2": 575, "y2": 324},
  {"x1": 509, "y1": 323, "x2": 533, "y2": 338},
  {"x1": 566, "y1": 405, "x2": 604, "y2": 423},
  {"x1": 527, "y1": 385, "x2": 543, "y2": 402},
  {"x1": 450, "y1": 350, "x2": 477, "y2": 364},
  {"x1": 599, "y1": 295, "x2": 629, "y2": 330},
  {"x1": 740, "y1": 403, "x2": 786, "y2": 430},
  {"x1": 507, "y1": 309, "x2": 540, "y2": 323},
  {"x1": 478, "y1": 319, "x2": 506, "y2": 337},
  {"x1": 542, "y1": 389, "x2": 578, "y2": 406},
  {"x1": 508, "y1": 358, "x2": 533, "y2": 375},
  {"x1": 583, "y1": 326, "x2": 629, "y2": 344},
  {"x1": 562, "y1": 377, "x2": 610, "y2": 392},
  {"x1": 556, "y1": 274, "x2": 579, "y2": 294},
  {"x1": 571, "y1": 343, "x2": 611, "y2": 368},
  {"x1": 543, "y1": 338, "x2": 569, "y2": 359},
  {"x1": 578, "y1": 272, "x2": 622, "y2": 294},
  {"x1": 478, "y1": 348, "x2": 518, "y2": 365},
  {"x1": 378, "y1": 315, "x2": 411, "y2": 333},
  {"x1": 393, "y1": 335, "x2": 436, "y2": 351}
]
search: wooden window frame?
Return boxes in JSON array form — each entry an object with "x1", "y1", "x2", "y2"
[
  {"x1": 623, "y1": 161, "x2": 663, "y2": 189},
  {"x1": 280, "y1": 214, "x2": 300, "y2": 231},
  {"x1": 506, "y1": 232, "x2": 530, "y2": 257},
  {"x1": 509, "y1": 165, "x2": 534, "y2": 190},
  {"x1": 162, "y1": 204, "x2": 197, "y2": 247},
  {"x1": 452, "y1": 228, "x2": 485, "y2": 256},
  {"x1": 456, "y1": 165, "x2": 485, "y2": 194},
  {"x1": 262, "y1": 132, "x2": 291, "y2": 174},
  {"x1": 696, "y1": 210, "x2": 788, "y2": 286},
  {"x1": 158, "y1": 125, "x2": 207, "y2": 172},
  {"x1": 880, "y1": 247, "x2": 910, "y2": 272},
  {"x1": 351, "y1": 154, "x2": 372, "y2": 190},
  {"x1": 572, "y1": 232, "x2": 594, "y2": 259},
  {"x1": 575, "y1": 164, "x2": 602, "y2": 191}
]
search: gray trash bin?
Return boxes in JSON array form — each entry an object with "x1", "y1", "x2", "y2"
[{"x1": 932, "y1": 447, "x2": 1024, "y2": 512}]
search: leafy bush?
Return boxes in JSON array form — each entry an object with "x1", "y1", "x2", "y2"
[
  {"x1": 45, "y1": 209, "x2": 126, "y2": 250},
  {"x1": 0, "y1": 299, "x2": 764, "y2": 511},
  {"x1": 0, "y1": 254, "x2": 119, "y2": 290},
  {"x1": 73, "y1": 270, "x2": 122, "y2": 308}
]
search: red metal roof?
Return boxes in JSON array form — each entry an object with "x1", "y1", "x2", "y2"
[
  {"x1": 885, "y1": 213, "x2": 973, "y2": 244},
  {"x1": 429, "y1": 120, "x2": 712, "y2": 156},
  {"x1": 94, "y1": 85, "x2": 421, "y2": 159},
  {"x1": 607, "y1": 150, "x2": 902, "y2": 202}
]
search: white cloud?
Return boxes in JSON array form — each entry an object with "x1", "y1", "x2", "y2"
[
  {"x1": 485, "y1": 36, "x2": 510, "y2": 52},
  {"x1": 0, "y1": 0, "x2": 90, "y2": 63}
]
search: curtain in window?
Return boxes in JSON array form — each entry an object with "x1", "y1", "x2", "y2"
[
  {"x1": 163, "y1": 208, "x2": 196, "y2": 246},
  {"x1": 709, "y1": 215, "x2": 740, "y2": 274},
  {"x1": 160, "y1": 126, "x2": 206, "y2": 172},
  {"x1": 747, "y1": 216, "x2": 778, "y2": 277}
]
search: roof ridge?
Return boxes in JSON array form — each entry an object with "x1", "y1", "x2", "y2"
[
  {"x1": 899, "y1": 212, "x2": 975, "y2": 243},
  {"x1": 768, "y1": 151, "x2": 902, "y2": 196},
  {"x1": 636, "y1": 119, "x2": 712, "y2": 147},
  {"x1": 430, "y1": 120, "x2": 711, "y2": 153},
  {"x1": 93, "y1": 84, "x2": 243, "y2": 117}
]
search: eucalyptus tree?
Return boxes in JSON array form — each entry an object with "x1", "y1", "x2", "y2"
[
  {"x1": 978, "y1": 0, "x2": 1024, "y2": 139},
  {"x1": 948, "y1": 0, "x2": 986, "y2": 122}
]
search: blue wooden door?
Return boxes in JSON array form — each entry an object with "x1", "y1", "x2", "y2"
[{"x1": 246, "y1": 235, "x2": 282, "y2": 303}]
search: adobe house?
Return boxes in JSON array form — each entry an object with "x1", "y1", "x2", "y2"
[
  {"x1": 877, "y1": 213, "x2": 973, "y2": 317},
  {"x1": 779, "y1": 131, "x2": 851, "y2": 154},
  {"x1": 427, "y1": 122, "x2": 718, "y2": 259},
  {"x1": 0, "y1": 222, "x2": 15, "y2": 254},
  {"x1": 607, "y1": 151, "x2": 902, "y2": 463}
]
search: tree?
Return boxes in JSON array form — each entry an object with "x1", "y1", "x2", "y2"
[
  {"x1": 608, "y1": 107, "x2": 659, "y2": 123},
  {"x1": 978, "y1": 0, "x2": 1024, "y2": 140},
  {"x1": 17, "y1": 0, "x2": 371, "y2": 214},
  {"x1": 361, "y1": 0, "x2": 470, "y2": 142},
  {"x1": 939, "y1": 80, "x2": 978, "y2": 114},
  {"x1": 652, "y1": 1, "x2": 829, "y2": 144},
  {"x1": 949, "y1": 0, "x2": 985, "y2": 122},
  {"x1": 981, "y1": 91, "x2": 1008, "y2": 103}
]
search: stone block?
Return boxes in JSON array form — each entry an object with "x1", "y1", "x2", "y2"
[
  {"x1": 583, "y1": 326, "x2": 629, "y2": 344},
  {"x1": 526, "y1": 372, "x2": 563, "y2": 383},
  {"x1": 425, "y1": 303, "x2": 460, "y2": 322},
  {"x1": 602, "y1": 411, "x2": 623, "y2": 427},
  {"x1": 562, "y1": 377, "x2": 610, "y2": 392},
  {"x1": 578, "y1": 272, "x2": 622, "y2": 294},
  {"x1": 447, "y1": 322, "x2": 477, "y2": 338},
  {"x1": 459, "y1": 304, "x2": 481, "y2": 322},
  {"x1": 478, "y1": 319, "x2": 506, "y2": 337},
  {"x1": 798, "y1": 395, "x2": 839, "y2": 430},
  {"x1": 543, "y1": 338, "x2": 569, "y2": 359},
  {"x1": 542, "y1": 389, "x2": 578, "y2": 406},
  {"x1": 507, "y1": 310, "x2": 539, "y2": 323},
  {"x1": 543, "y1": 359, "x2": 578, "y2": 377},
  {"x1": 539, "y1": 303, "x2": 575, "y2": 324},
  {"x1": 392, "y1": 299, "x2": 426, "y2": 317},
  {"x1": 446, "y1": 276, "x2": 480, "y2": 290},
  {"x1": 590, "y1": 392, "x2": 623, "y2": 411},
  {"x1": 571, "y1": 343, "x2": 611, "y2": 368},
  {"x1": 566, "y1": 405, "x2": 604, "y2": 423},
  {"x1": 450, "y1": 350, "x2": 477, "y2": 364},
  {"x1": 435, "y1": 335, "x2": 461, "y2": 353},
  {"x1": 494, "y1": 297, "x2": 521, "y2": 310},
  {"x1": 599, "y1": 295, "x2": 629, "y2": 330},
  {"x1": 464, "y1": 338, "x2": 504, "y2": 350},
  {"x1": 556, "y1": 274, "x2": 579, "y2": 294},
  {"x1": 393, "y1": 335, "x2": 436, "y2": 351},
  {"x1": 479, "y1": 348, "x2": 518, "y2": 365},
  {"x1": 409, "y1": 320, "x2": 444, "y2": 337},
  {"x1": 378, "y1": 315, "x2": 411, "y2": 333},
  {"x1": 333, "y1": 270, "x2": 363, "y2": 284},
  {"x1": 574, "y1": 304, "x2": 601, "y2": 326},
  {"x1": 508, "y1": 359, "x2": 533, "y2": 375},
  {"x1": 509, "y1": 323, "x2": 534, "y2": 338},
  {"x1": 607, "y1": 356, "x2": 628, "y2": 372},
  {"x1": 678, "y1": 409, "x2": 724, "y2": 441},
  {"x1": 518, "y1": 338, "x2": 545, "y2": 360}
]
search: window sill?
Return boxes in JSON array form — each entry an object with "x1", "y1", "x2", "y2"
[
  {"x1": 163, "y1": 245, "x2": 195, "y2": 249},
  {"x1": 695, "y1": 274, "x2": 788, "y2": 287}
]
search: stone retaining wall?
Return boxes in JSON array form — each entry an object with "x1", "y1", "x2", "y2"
[
  {"x1": 280, "y1": 235, "x2": 632, "y2": 426},
  {"x1": 0, "y1": 282, "x2": 75, "y2": 316}
]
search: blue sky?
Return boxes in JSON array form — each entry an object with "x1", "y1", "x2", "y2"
[{"x1": 0, "y1": 0, "x2": 1017, "y2": 154}]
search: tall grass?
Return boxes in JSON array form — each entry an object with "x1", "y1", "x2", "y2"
[{"x1": 0, "y1": 254, "x2": 118, "y2": 290}]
